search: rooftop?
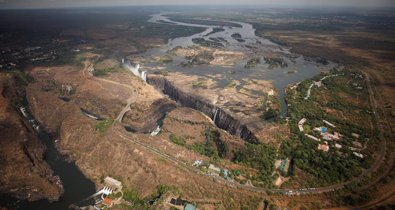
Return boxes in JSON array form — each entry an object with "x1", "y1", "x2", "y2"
[
  {"x1": 102, "y1": 198, "x2": 113, "y2": 206},
  {"x1": 104, "y1": 176, "x2": 122, "y2": 189},
  {"x1": 185, "y1": 203, "x2": 197, "y2": 210}
]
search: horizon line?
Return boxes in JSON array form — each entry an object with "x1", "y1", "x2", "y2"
[{"x1": 1, "y1": 4, "x2": 395, "y2": 10}]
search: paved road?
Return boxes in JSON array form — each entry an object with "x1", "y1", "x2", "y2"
[
  {"x1": 111, "y1": 70, "x2": 390, "y2": 198},
  {"x1": 115, "y1": 98, "x2": 133, "y2": 123}
]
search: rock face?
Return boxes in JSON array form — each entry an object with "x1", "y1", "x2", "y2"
[
  {"x1": 147, "y1": 75, "x2": 258, "y2": 143},
  {"x1": 0, "y1": 73, "x2": 63, "y2": 202},
  {"x1": 123, "y1": 98, "x2": 177, "y2": 133}
]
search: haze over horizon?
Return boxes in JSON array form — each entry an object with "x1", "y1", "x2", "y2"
[{"x1": 0, "y1": 0, "x2": 394, "y2": 9}]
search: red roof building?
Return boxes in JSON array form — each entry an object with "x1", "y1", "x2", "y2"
[{"x1": 103, "y1": 198, "x2": 113, "y2": 207}]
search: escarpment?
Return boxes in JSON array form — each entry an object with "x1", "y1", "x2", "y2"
[
  {"x1": 122, "y1": 98, "x2": 177, "y2": 132},
  {"x1": 147, "y1": 75, "x2": 260, "y2": 143}
]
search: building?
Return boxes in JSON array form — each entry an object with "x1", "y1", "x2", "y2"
[
  {"x1": 102, "y1": 198, "x2": 113, "y2": 207},
  {"x1": 318, "y1": 142, "x2": 330, "y2": 152},
  {"x1": 184, "y1": 203, "x2": 197, "y2": 210},
  {"x1": 170, "y1": 198, "x2": 187, "y2": 206},
  {"x1": 208, "y1": 164, "x2": 221, "y2": 174},
  {"x1": 223, "y1": 169, "x2": 229, "y2": 179},
  {"x1": 352, "y1": 133, "x2": 361, "y2": 139},
  {"x1": 305, "y1": 134, "x2": 320, "y2": 142},
  {"x1": 192, "y1": 160, "x2": 203, "y2": 167},
  {"x1": 353, "y1": 152, "x2": 364, "y2": 158},
  {"x1": 298, "y1": 118, "x2": 307, "y2": 132},
  {"x1": 352, "y1": 141, "x2": 363, "y2": 148},
  {"x1": 104, "y1": 177, "x2": 122, "y2": 191},
  {"x1": 323, "y1": 120, "x2": 336, "y2": 128},
  {"x1": 268, "y1": 89, "x2": 275, "y2": 96}
]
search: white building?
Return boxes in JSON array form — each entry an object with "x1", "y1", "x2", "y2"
[
  {"x1": 208, "y1": 164, "x2": 221, "y2": 174},
  {"x1": 104, "y1": 177, "x2": 123, "y2": 191},
  {"x1": 298, "y1": 118, "x2": 307, "y2": 132},
  {"x1": 305, "y1": 134, "x2": 320, "y2": 142},
  {"x1": 353, "y1": 152, "x2": 364, "y2": 158}
]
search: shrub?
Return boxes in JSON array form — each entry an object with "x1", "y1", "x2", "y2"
[{"x1": 169, "y1": 134, "x2": 186, "y2": 146}]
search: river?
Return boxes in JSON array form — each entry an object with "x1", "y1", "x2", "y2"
[
  {"x1": 0, "y1": 102, "x2": 96, "y2": 210},
  {"x1": 143, "y1": 13, "x2": 337, "y2": 115}
]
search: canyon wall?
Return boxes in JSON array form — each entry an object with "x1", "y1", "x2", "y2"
[
  {"x1": 123, "y1": 98, "x2": 177, "y2": 133},
  {"x1": 147, "y1": 75, "x2": 258, "y2": 143}
]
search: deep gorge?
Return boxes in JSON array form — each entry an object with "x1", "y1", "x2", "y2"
[{"x1": 147, "y1": 75, "x2": 259, "y2": 143}]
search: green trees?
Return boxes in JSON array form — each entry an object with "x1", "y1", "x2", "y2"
[
  {"x1": 280, "y1": 70, "x2": 370, "y2": 185},
  {"x1": 262, "y1": 107, "x2": 278, "y2": 120},
  {"x1": 234, "y1": 143, "x2": 276, "y2": 184},
  {"x1": 204, "y1": 128, "x2": 228, "y2": 158},
  {"x1": 169, "y1": 134, "x2": 186, "y2": 146},
  {"x1": 191, "y1": 128, "x2": 229, "y2": 159},
  {"x1": 13, "y1": 70, "x2": 35, "y2": 86}
]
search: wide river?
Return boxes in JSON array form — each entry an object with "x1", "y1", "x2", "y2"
[{"x1": 144, "y1": 13, "x2": 337, "y2": 115}]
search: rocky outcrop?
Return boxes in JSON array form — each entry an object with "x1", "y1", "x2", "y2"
[
  {"x1": 0, "y1": 74, "x2": 63, "y2": 202},
  {"x1": 123, "y1": 98, "x2": 177, "y2": 133},
  {"x1": 147, "y1": 75, "x2": 258, "y2": 143}
]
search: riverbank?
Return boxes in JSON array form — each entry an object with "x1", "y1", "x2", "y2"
[{"x1": 0, "y1": 73, "x2": 64, "y2": 207}]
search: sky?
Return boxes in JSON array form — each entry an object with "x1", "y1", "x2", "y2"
[{"x1": 0, "y1": 0, "x2": 394, "y2": 9}]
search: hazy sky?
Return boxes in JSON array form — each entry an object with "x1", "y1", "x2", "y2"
[{"x1": 1, "y1": 0, "x2": 394, "y2": 9}]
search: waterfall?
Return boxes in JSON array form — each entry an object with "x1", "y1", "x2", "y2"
[
  {"x1": 123, "y1": 61, "x2": 148, "y2": 82},
  {"x1": 140, "y1": 71, "x2": 147, "y2": 82},
  {"x1": 150, "y1": 126, "x2": 161, "y2": 136},
  {"x1": 213, "y1": 108, "x2": 219, "y2": 123}
]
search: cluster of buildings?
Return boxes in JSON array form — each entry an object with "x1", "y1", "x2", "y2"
[
  {"x1": 193, "y1": 160, "x2": 229, "y2": 179},
  {"x1": 0, "y1": 46, "x2": 59, "y2": 70},
  {"x1": 298, "y1": 118, "x2": 365, "y2": 158},
  {"x1": 88, "y1": 177, "x2": 123, "y2": 209}
]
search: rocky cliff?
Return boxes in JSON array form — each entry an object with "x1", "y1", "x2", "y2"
[
  {"x1": 123, "y1": 98, "x2": 177, "y2": 133},
  {"x1": 0, "y1": 73, "x2": 63, "y2": 203},
  {"x1": 147, "y1": 75, "x2": 259, "y2": 143}
]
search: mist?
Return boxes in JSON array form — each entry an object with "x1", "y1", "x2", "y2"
[{"x1": 1, "y1": 0, "x2": 395, "y2": 9}]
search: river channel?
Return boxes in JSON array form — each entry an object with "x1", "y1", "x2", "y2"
[
  {"x1": 0, "y1": 102, "x2": 96, "y2": 210},
  {"x1": 144, "y1": 13, "x2": 337, "y2": 115}
]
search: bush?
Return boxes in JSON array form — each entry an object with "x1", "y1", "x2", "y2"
[
  {"x1": 204, "y1": 128, "x2": 228, "y2": 158},
  {"x1": 169, "y1": 134, "x2": 186, "y2": 146},
  {"x1": 234, "y1": 143, "x2": 276, "y2": 185},
  {"x1": 190, "y1": 128, "x2": 229, "y2": 160},
  {"x1": 95, "y1": 120, "x2": 113, "y2": 135},
  {"x1": 262, "y1": 108, "x2": 278, "y2": 120},
  {"x1": 13, "y1": 70, "x2": 35, "y2": 86}
]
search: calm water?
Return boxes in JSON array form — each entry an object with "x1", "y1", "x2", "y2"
[{"x1": 143, "y1": 13, "x2": 337, "y2": 115}]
